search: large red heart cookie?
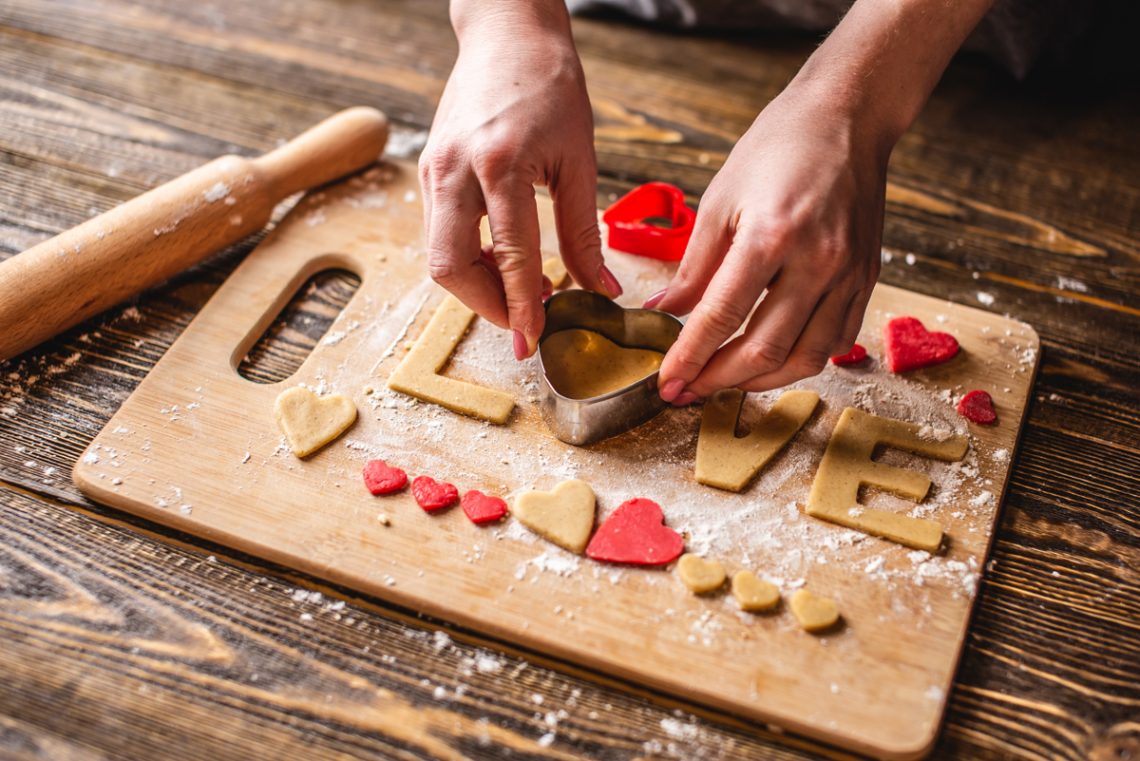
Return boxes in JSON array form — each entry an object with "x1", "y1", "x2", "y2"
[
  {"x1": 883, "y1": 316, "x2": 959, "y2": 373},
  {"x1": 412, "y1": 476, "x2": 459, "y2": 512},
  {"x1": 585, "y1": 498, "x2": 684, "y2": 566}
]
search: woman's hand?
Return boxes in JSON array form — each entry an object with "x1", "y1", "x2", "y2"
[
  {"x1": 651, "y1": 0, "x2": 995, "y2": 404},
  {"x1": 651, "y1": 85, "x2": 887, "y2": 404},
  {"x1": 421, "y1": 1, "x2": 621, "y2": 360}
]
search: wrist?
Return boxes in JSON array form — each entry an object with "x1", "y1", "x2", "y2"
[
  {"x1": 788, "y1": 0, "x2": 994, "y2": 156},
  {"x1": 451, "y1": 0, "x2": 573, "y2": 47}
]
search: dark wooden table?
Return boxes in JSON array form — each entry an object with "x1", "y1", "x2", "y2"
[{"x1": 2, "y1": 2, "x2": 1137, "y2": 759}]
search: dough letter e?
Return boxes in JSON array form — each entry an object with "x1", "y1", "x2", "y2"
[{"x1": 806, "y1": 407, "x2": 968, "y2": 552}]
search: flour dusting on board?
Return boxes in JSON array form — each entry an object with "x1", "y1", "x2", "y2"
[{"x1": 348, "y1": 244, "x2": 1019, "y2": 613}]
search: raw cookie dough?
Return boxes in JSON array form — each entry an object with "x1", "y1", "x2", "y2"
[
  {"x1": 388, "y1": 295, "x2": 515, "y2": 424},
  {"x1": 273, "y1": 386, "x2": 357, "y2": 458},
  {"x1": 541, "y1": 329, "x2": 664, "y2": 399},
  {"x1": 677, "y1": 553, "x2": 726, "y2": 594},
  {"x1": 806, "y1": 407, "x2": 968, "y2": 552},
  {"x1": 731, "y1": 571, "x2": 780, "y2": 612},
  {"x1": 513, "y1": 479, "x2": 596, "y2": 554},
  {"x1": 696, "y1": 389, "x2": 820, "y2": 491},
  {"x1": 789, "y1": 589, "x2": 840, "y2": 633}
]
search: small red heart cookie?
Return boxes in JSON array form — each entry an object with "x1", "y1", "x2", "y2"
[
  {"x1": 412, "y1": 476, "x2": 459, "y2": 512},
  {"x1": 585, "y1": 498, "x2": 684, "y2": 566},
  {"x1": 883, "y1": 316, "x2": 959, "y2": 373},
  {"x1": 461, "y1": 490, "x2": 508, "y2": 524},
  {"x1": 830, "y1": 343, "x2": 868, "y2": 366},
  {"x1": 362, "y1": 459, "x2": 407, "y2": 495},
  {"x1": 957, "y1": 389, "x2": 997, "y2": 425}
]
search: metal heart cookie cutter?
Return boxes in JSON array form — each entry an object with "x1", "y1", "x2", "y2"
[{"x1": 537, "y1": 290, "x2": 683, "y2": 446}]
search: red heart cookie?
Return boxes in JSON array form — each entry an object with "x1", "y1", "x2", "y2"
[
  {"x1": 362, "y1": 459, "x2": 408, "y2": 495},
  {"x1": 585, "y1": 498, "x2": 684, "y2": 566},
  {"x1": 957, "y1": 389, "x2": 997, "y2": 425},
  {"x1": 830, "y1": 343, "x2": 868, "y2": 366},
  {"x1": 461, "y1": 490, "x2": 508, "y2": 524},
  {"x1": 412, "y1": 476, "x2": 459, "y2": 512},
  {"x1": 883, "y1": 316, "x2": 959, "y2": 373}
]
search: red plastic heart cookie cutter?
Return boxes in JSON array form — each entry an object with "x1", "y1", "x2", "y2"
[{"x1": 602, "y1": 182, "x2": 695, "y2": 261}]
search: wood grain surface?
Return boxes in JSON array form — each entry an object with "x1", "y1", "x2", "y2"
[{"x1": 1, "y1": 1, "x2": 1137, "y2": 760}]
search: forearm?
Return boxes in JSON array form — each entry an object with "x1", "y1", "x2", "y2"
[{"x1": 789, "y1": 0, "x2": 995, "y2": 156}]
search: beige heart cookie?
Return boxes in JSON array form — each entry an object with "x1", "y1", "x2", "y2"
[
  {"x1": 513, "y1": 479, "x2": 596, "y2": 554},
  {"x1": 789, "y1": 589, "x2": 840, "y2": 633},
  {"x1": 731, "y1": 571, "x2": 780, "y2": 612},
  {"x1": 274, "y1": 386, "x2": 357, "y2": 458},
  {"x1": 677, "y1": 553, "x2": 726, "y2": 594}
]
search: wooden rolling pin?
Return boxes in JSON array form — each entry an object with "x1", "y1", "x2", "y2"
[{"x1": 0, "y1": 106, "x2": 390, "y2": 361}]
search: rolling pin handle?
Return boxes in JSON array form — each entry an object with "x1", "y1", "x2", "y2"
[{"x1": 255, "y1": 107, "x2": 390, "y2": 196}]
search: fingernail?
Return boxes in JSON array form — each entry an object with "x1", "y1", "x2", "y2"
[
  {"x1": 597, "y1": 264, "x2": 624, "y2": 299},
  {"x1": 659, "y1": 378, "x2": 685, "y2": 402},
  {"x1": 643, "y1": 288, "x2": 667, "y2": 309},
  {"x1": 513, "y1": 330, "x2": 529, "y2": 361},
  {"x1": 672, "y1": 391, "x2": 699, "y2": 407}
]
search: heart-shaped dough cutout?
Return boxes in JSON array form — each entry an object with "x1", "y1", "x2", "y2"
[
  {"x1": 513, "y1": 479, "x2": 596, "y2": 554},
  {"x1": 957, "y1": 389, "x2": 998, "y2": 425},
  {"x1": 274, "y1": 386, "x2": 357, "y2": 458},
  {"x1": 731, "y1": 571, "x2": 780, "y2": 612},
  {"x1": 677, "y1": 553, "x2": 726, "y2": 594},
  {"x1": 541, "y1": 328, "x2": 664, "y2": 400},
  {"x1": 789, "y1": 589, "x2": 840, "y2": 633},
  {"x1": 585, "y1": 498, "x2": 684, "y2": 566},
  {"x1": 883, "y1": 316, "x2": 959, "y2": 373}
]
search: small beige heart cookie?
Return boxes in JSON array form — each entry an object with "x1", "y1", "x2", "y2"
[
  {"x1": 274, "y1": 386, "x2": 358, "y2": 458},
  {"x1": 677, "y1": 554, "x2": 726, "y2": 594},
  {"x1": 513, "y1": 479, "x2": 596, "y2": 554},
  {"x1": 789, "y1": 589, "x2": 840, "y2": 633},
  {"x1": 731, "y1": 571, "x2": 780, "y2": 612}
]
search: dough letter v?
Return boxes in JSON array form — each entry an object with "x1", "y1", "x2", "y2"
[{"x1": 695, "y1": 389, "x2": 820, "y2": 492}]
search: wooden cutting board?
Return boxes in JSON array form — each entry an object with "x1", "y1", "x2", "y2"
[{"x1": 74, "y1": 160, "x2": 1039, "y2": 760}]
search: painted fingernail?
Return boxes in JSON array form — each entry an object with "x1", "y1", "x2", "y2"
[
  {"x1": 597, "y1": 264, "x2": 624, "y2": 299},
  {"x1": 659, "y1": 378, "x2": 685, "y2": 402},
  {"x1": 513, "y1": 330, "x2": 529, "y2": 361},
  {"x1": 672, "y1": 391, "x2": 700, "y2": 407},
  {"x1": 642, "y1": 288, "x2": 667, "y2": 309}
]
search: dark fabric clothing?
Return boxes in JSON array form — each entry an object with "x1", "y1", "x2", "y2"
[{"x1": 566, "y1": 0, "x2": 1092, "y2": 78}]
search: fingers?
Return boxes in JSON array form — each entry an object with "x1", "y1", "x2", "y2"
[
  {"x1": 483, "y1": 179, "x2": 546, "y2": 358},
  {"x1": 651, "y1": 206, "x2": 732, "y2": 315},
  {"x1": 835, "y1": 283, "x2": 873, "y2": 352},
  {"x1": 422, "y1": 165, "x2": 511, "y2": 328},
  {"x1": 551, "y1": 155, "x2": 622, "y2": 299},
  {"x1": 681, "y1": 270, "x2": 828, "y2": 397},
  {"x1": 736, "y1": 287, "x2": 853, "y2": 393},
  {"x1": 656, "y1": 233, "x2": 782, "y2": 401}
]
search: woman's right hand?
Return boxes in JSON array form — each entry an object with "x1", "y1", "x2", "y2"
[{"x1": 420, "y1": 1, "x2": 622, "y2": 360}]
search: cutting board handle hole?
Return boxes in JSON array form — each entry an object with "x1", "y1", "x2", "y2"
[{"x1": 236, "y1": 266, "x2": 361, "y2": 384}]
